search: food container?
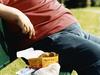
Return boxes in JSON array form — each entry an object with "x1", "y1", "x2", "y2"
[{"x1": 28, "y1": 52, "x2": 59, "y2": 69}]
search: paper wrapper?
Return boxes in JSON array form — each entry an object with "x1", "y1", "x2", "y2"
[{"x1": 28, "y1": 54, "x2": 59, "y2": 69}]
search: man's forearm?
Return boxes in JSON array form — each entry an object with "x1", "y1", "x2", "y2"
[
  {"x1": 0, "y1": 4, "x2": 24, "y2": 21},
  {"x1": 0, "y1": 4, "x2": 35, "y2": 38}
]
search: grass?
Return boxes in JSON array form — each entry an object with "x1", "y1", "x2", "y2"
[
  {"x1": 0, "y1": 58, "x2": 26, "y2": 75},
  {"x1": 71, "y1": 7, "x2": 100, "y2": 35},
  {"x1": 0, "y1": 7, "x2": 100, "y2": 75}
]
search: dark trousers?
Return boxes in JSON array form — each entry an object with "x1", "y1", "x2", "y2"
[{"x1": 31, "y1": 23, "x2": 100, "y2": 75}]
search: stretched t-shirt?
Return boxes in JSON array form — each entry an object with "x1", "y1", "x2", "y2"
[{"x1": 0, "y1": 0, "x2": 78, "y2": 50}]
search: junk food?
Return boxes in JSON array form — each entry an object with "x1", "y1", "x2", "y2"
[{"x1": 28, "y1": 52, "x2": 58, "y2": 69}]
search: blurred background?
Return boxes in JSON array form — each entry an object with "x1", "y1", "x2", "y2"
[{"x1": 58, "y1": 0, "x2": 100, "y2": 8}]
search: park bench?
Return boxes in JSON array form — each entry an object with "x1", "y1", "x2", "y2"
[{"x1": 0, "y1": 18, "x2": 10, "y2": 69}]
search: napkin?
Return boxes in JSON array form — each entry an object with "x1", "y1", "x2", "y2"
[{"x1": 17, "y1": 48, "x2": 44, "y2": 59}]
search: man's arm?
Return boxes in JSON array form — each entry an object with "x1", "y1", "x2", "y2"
[
  {"x1": 0, "y1": 4, "x2": 35, "y2": 38},
  {"x1": 0, "y1": 4, "x2": 19, "y2": 21}
]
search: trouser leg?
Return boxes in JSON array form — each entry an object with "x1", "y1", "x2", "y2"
[
  {"x1": 49, "y1": 32, "x2": 100, "y2": 75},
  {"x1": 83, "y1": 31, "x2": 100, "y2": 44},
  {"x1": 71, "y1": 36, "x2": 100, "y2": 75},
  {"x1": 32, "y1": 31, "x2": 100, "y2": 75}
]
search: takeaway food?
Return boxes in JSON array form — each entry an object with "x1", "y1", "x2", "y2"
[{"x1": 28, "y1": 52, "x2": 58, "y2": 69}]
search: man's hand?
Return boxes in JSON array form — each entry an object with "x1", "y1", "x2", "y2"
[
  {"x1": 17, "y1": 14, "x2": 35, "y2": 39},
  {"x1": 33, "y1": 63, "x2": 60, "y2": 75}
]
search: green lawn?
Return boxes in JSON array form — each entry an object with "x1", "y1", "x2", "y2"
[
  {"x1": 71, "y1": 7, "x2": 100, "y2": 35},
  {"x1": 0, "y1": 7, "x2": 100, "y2": 75}
]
